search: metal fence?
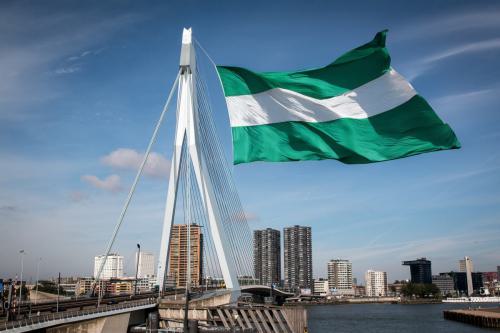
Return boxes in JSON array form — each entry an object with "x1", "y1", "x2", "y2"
[{"x1": 1, "y1": 298, "x2": 157, "y2": 332}]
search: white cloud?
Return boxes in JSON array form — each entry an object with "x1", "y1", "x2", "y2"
[
  {"x1": 394, "y1": 10, "x2": 500, "y2": 41},
  {"x1": 393, "y1": 9, "x2": 500, "y2": 81},
  {"x1": 101, "y1": 148, "x2": 170, "y2": 178},
  {"x1": 67, "y1": 49, "x2": 102, "y2": 62},
  {"x1": 430, "y1": 87, "x2": 498, "y2": 113},
  {"x1": 54, "y1": 65, "x2": 82, "y2": 75},
  {"x1": 422, "y1": 38, "x2": 500, "y2": 64},
  {"x1": 54, "y1": 48, "x2": 103, "y2": 75},
  {"x1": 82, "y1": 174, "x2": 122, "y2": 192},
  {"x1": 0, "y1": 4, "x2": 142, "y2": 121},
  {"x1": 400, "y1": 39, "x2": 500, "y2": 81}
]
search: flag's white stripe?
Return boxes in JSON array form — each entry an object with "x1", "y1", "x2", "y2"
[{"x1": 226, "y1": 69, "x2": 417, "y2": 127}]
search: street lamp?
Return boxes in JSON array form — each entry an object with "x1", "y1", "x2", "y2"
[
  {"x1": 19, "y1": 250, "x2": 25, "y2": 303},
  {"x1": 134, "y1": 244, "x2": 141, "y2": 296}
]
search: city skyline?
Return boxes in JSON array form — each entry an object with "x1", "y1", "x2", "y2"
[
  {"x1": 1, "y1": 0, "x2": 500, "y2": 282},
  {"x1": 4, "y1": 248, "x2": 498, "y2": 290},
  {"x1": 3, "y1": 235, "x2": 498, "y2": 287},
  {"x1": 3, "y1": 231, "x2": 499, "y2": 286}
]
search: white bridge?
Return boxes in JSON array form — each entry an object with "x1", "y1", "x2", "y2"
[
  {"x1": 1, "y1": 28, "x2": 300, "y2": 333},
  {"x1": 89, "y1": 27, "x2": 254, "y2": 303},
  {"x1": 1, "y1": 299, "x2": 156, "y2": 333},
  {"x1": 156, "y1": 27, "x2": 253, "y2": 302}
]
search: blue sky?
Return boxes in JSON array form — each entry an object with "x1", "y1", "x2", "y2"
[{"x1": 1, "y1": 0, "x2": 499, "y2": 283}]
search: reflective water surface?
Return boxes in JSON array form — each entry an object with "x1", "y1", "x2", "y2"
[{"x1": 307, "y1": 303, "x2": 499, "y2": 332}]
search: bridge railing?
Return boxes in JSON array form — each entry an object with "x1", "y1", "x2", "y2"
[{"x1": 1, "y1": 298, "x2": 157, "y2": 332}]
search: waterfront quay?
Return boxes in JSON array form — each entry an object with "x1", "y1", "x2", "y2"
[{"x1": 444, "y1": 307, "x2": 500, "y2": 329}]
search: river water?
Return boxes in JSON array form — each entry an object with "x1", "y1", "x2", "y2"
[{"x1": 307, "y1": 303, "x2": 499, "y2": 332}]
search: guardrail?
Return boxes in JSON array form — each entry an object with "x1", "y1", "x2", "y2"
[{"x1": 1, "y1": 298, "x2": 157, "y2": 332}]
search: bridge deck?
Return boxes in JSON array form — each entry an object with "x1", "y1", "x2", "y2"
[{"x1": 1, "y1": 299, "x2": 156, "y2": 333}]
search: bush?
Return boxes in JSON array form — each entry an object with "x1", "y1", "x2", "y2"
[{"x1": 36, "y1": 280, "x2": 67, "y2": 295}]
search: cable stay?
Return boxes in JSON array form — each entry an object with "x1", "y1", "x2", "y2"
[{"x1": 91, "y1": 28, "x2": 254, "y2": 306}]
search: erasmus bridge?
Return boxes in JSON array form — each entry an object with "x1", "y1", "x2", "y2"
[{"x1": 2, "y1": 28, "x2": 301, "y2": 333}]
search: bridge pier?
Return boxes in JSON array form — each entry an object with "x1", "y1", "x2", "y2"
[
  {"x1": 158, "y1": 295, "x2": 307, "y2": 333},
  {"x1": 44, "y1": 309, "x2": 149, "y2": 333},
  {"x1": 46, "y1": 312, "x2": 131, "y2": 333}
]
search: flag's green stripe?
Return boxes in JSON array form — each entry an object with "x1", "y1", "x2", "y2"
[
  {"x1": 231, "y1": 95, "x2": 461, "y2": 164},
  {"x1": 217, "y1": 30, "x2": 390, "y2": 99}
]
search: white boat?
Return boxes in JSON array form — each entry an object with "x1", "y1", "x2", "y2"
[{"x1": 443, "y1": 296, "x2": 500, "y2": 303}]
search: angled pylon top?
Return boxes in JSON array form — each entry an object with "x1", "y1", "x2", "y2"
[{"x1": 180, "y1": 27, "x2": 195, "y2": 68}]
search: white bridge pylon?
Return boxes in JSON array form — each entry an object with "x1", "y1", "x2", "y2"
[{"x1": 156, "y1": 28, "x2": 241, "y2": 297}]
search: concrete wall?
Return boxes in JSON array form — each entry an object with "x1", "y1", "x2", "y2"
[{"x1": 47, "y1": 313, "x2": 131, "y2": 333}]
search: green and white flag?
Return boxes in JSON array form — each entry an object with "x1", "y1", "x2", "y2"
[{"x1": 217, "y1": 30, "x2": 460, "y2": 164}]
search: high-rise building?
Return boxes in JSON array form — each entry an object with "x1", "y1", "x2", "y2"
[
  {"x1": 460, "y1": 256, "x2": 474, "y2": 296},
  {"x1": 402, "y1": 258, "x2": 432, "y2": 284},
  {"x1": 136, "y1": 251, "x2": 155, "y2": 278},
  {"x1": 94, "y1": 254, "x2": 124, "y2": 279},
  {"x1": 459, "y1": 257, "x2": 474, "y2": 273},
  {"x1": 284, "y1": 225, "x2": 312, "y2": 292},
  {"x1": 432, "y1": 275, "x2": 455, "y2": 296},
  {"x1": 168, "y1": 224, "x2": 203, "y2": 288},
  {"x1": 365, "y1": 270, "x2": 388, "y2": 297},
  {"x1": 328, "y1": 259, "x2": 354, "y2": 295},
  {"x1": 253, "y1": 228, "x2": 281, "y2": 286},
  {"x1": 442, "y1": 272, "x2": 484, "y2": 295}
]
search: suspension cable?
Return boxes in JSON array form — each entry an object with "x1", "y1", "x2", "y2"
[{"x1": 93, "y1": 70, "x2": 181, "y2": 297}]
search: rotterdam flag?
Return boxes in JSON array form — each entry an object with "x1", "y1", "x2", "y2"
[{"x1": 216, "y1": 30, "x2": 460, "y2": 164}]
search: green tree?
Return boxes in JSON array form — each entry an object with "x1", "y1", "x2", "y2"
[
  {"x1": 401, "y1": 283, "x2": 440, "y2": 298},
  {"x1": 36, "y1": 280, "x2": 66, "y2": 295}
]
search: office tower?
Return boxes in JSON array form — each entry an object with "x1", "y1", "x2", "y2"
[
  {"x1": 168, "y1": 224, "x2": 203, "y2": 288},
  {"x1": 432, "y1": 275, "x2": 455, "y2": 296},
  {"x1": 253, "y1": 228, "x2": 281, "y2": 286},
  {"x1": 365, "y1": 270, "x2": 388, "y2": 297},
  {"x1": 94, "y1": 254, "x2": 124, "y2": 279},
  {"x1": 284, "y1": 225, "x2": 312, "y2": 292},
  {"x1": 136, "y1": 251, "x2": 155, "y2": 278},
  {"x1": 328, "y1": 259, "x2": 354, "y2": 295},
  {"x1": 459, "y1": 257, "x2": 474, "y2": 273},
  {"x1": 461, "y1": 256, "x2": 474, "y2": 296},
  {"x1": 402, "y1": 258, "x2": 432, "y2": 284},
  {"x1": 441, "y1": 272, "x2": 484, "y2": 295}
]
